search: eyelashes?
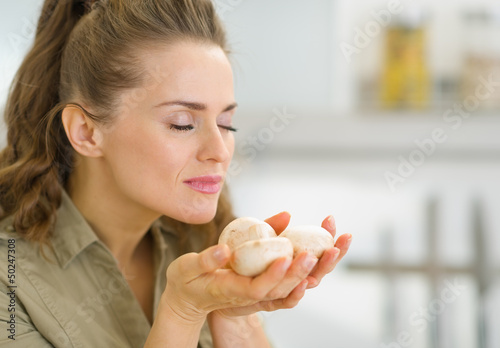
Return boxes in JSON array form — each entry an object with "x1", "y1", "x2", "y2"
[
  {"x1": 169, "y1": 124, "x2": 238, "y2": 133},
  {"x1": 169, "y1": 124, "x2": 194, "y2": 132},
  {"x1": 218, "y1": 125, "x2": 238, "y2": 133}
]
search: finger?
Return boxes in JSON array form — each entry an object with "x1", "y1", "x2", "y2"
[
  {"x1": 332, "y1": 233, "x2": 352, "y2": 268},
  {"x1": 281, "y1": 279, "x2": 308, "y2": 309},
  {"x1": 266, "y1": 252, "x2": 318, "y2": 299},
  {"x1": 321, "y1": 215, "x2": 336, "y2": 238},
  {"x1": 260, "y1": 279, "x2": 308, "y2": 312},
  {"x1": 203, "y1": 256, "x2": 293, "y2": 305},
  {"x1": 218, "y1": 279, "x2": 309, "y2": 317},
  {"x1": 178, "y1": 244, "x2": 231, "y2": 280},
  {"x1": 247, "y1": 257, "x2": 292, "y2": 299},
  {"x1": 264, "y1": 211, "x2": 291, "y2": 235},
  {"x1": 306, "y1": 247, "x2": 340, "y2": 289},
  {"x1": 307, "y1": 234, "x2": 352, "y2": 288}
]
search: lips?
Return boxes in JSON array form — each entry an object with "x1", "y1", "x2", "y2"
[{"x1": 183, "y1": 175, "x2": 223, "y2": 194}]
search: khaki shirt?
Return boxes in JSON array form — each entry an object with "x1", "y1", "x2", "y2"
[{"x1": 0, "y1": 191, "x2": 213, "y2": 347}]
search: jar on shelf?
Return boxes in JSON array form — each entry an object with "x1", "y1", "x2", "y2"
[
  {"x1": 461, "y1": 6, "x2": 500, "y2": 111},
  {"x1": 380, "y1": 4, "x2": 430, "y2": 110}
]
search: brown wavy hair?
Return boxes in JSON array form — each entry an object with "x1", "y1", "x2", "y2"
[{"x1": 0, "y1": 0, "x2": 235, "y2": 253}]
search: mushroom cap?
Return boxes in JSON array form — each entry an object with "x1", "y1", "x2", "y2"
[
  {"x1": 280, "y1": 225, "x2": 334, "y2": 258},
  {"x1": 219, "y1": 217, "x2": 276, "y2": 251},
  {"x1": 230, "y1": 237, "x2": 294, "y2": 277}
]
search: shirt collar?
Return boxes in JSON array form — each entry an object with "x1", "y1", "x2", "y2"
[
  {"x1": 150, "y1": 219, "x2": 169, "y2": 254},
  {"x1": 50, "y1": 189, "x2": 100, "y2": 269},
  {"x1": 51, "y1": 190, "x2": 178, "y2": 269}
]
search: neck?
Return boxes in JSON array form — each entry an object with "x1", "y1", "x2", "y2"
[{"x1": 66, "y1": 156, "x2": 160, "y2": 268}]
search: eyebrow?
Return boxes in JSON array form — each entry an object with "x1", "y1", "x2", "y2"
[{"x1": 154, "y1": 100, "x2": 238, "y2": 113}]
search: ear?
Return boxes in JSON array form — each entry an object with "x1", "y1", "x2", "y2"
[{"x1": 61, "y1": 106, "x2": 104, "y2": 158}]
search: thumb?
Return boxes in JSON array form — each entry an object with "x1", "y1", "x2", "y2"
[
  {"x1": 181, "y1": 244, "x2": 231, "y2": 280},
  {"x1": 264, "y1": 211, "x2": 291, "y2": 234}
]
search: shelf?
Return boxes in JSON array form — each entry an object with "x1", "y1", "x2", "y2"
[{"x1": 233, "y1": 110, "x2": 500, "y2": 160}]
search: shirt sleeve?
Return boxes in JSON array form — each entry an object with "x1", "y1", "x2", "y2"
[{"x1": 0, "y1": 282, "x2": 54, "y2": 347}]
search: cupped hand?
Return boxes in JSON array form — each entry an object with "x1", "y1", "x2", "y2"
[
  {"x1": 163, "y1": 212, "x2": 351, "y2": 323},
  {"x1": 211, "y1": 212, "x2": 352, "y2": 318},
  {"x1": 163, "y1": 241, "x2": 314, "y2": 322}
]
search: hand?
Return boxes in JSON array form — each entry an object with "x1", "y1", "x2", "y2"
[
  {"x1": 162, "y1": 241, "x2": 314, "y2": 322},
  {"x1": 208, "y1": 212, "x2": 351, "y2": 317},
  {"x1": 162, "y1": 212, "x2": 351, "y2": 324},
  {"x1": 265, "y1": 212, "x2": 352, "y2": 289}
]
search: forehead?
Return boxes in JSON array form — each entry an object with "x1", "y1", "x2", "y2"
[{"x1": 139, "y1": 42, "x2": 234, "y2": 100}]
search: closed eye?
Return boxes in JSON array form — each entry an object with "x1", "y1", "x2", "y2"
[
  {"x1": 169, "y1": 124, "x2": 194, "y2": 132},
  {"x1": 218, "y1": 125, "x2": 238, "y2": 132}
]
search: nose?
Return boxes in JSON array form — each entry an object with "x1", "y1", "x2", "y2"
[{"x1": 197, "y1": 125, "x2": 233, "y2": 163}]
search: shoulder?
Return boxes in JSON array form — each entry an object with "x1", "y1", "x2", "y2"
[
  {"x1": 0, "y1": 216, "x2": 59, "y2": 299},
  {"x1": 0, "y1": 217, "x2": 54, "y2": 292},
  {"x1": 0, "y1": 215, "x2": 16, "y2": 239},
  {"x1": 0, "y1": 217, "x2": 57, "y2": 345},
  {"x1": 0, "y1": 217, "x2": 41, "y2": 266},
  {"x1": 0, "y1": 216, "x2": 49, "y2": 259}
]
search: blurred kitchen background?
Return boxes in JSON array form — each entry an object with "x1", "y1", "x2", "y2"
[{"x1": 1, "y1": 1, "x2": 499, "y2": 347}]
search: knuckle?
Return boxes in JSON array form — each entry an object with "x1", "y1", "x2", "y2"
[
  {"x1": 297, "y1": 265, "x2": 312, "y2": 278},
  {"x1": 247, "y1": 288, "x2": 267, "y2": 301},
  {"x1": 167, "y1": 258, "x2": 182, "y2": 277},
  {"x1": 260, "y1": 301, "x2": 275, "y2": 312},
  {"x1": 233, "y1": 297, "x2": 251, "y2": 307},
  {"x1": 198, "y1": 252, "x2": 214, "y2": 271},
  {"x1": 267, "y1": 287, "x2": 289, "y2": 300},
  {"x1": 198, "y1": 255, "x2": 209, "y2": 271},
  {"x1": 177, "y1": 253, "x2": 196, "y2": 273}
]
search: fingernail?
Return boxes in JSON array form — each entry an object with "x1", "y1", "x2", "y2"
[
  {"x1": 213, "y1": 246, "x2": 227, "y2": 262},
  {"x1": 346, "y1": 235, "x2": 353, "y2": 248},
  {"x1": 299, "y1": 280, "x2": 308, "y2": 291},
  {"x1": 328, "y1": 215, "x2": 335, "y2": 229},
  {"x1": 332, "y1": 247, "x2": 340, "y2": 261},
  {"x1": 305, "y1": 255, "x2": 318, "y2": 271}
]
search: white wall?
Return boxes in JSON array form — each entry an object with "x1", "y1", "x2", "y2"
[{"x1": 221, "y1": 0, "x2": 334, "y2": 114}]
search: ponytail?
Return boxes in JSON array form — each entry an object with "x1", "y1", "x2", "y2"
[{"x1": 0, "y1": 1, "x2": 90, "y2": 245}]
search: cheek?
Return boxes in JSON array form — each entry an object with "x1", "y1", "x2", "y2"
[{"x1": 104, "y1": 126, "x2": 189, "y2": 192}]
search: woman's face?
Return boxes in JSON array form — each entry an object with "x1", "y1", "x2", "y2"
[{"x1": 99, "y1": 42, "x2": 236, "y2": 224}]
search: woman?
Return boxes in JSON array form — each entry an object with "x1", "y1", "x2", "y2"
[{"x1": 0, "y1": 0, "x2": 352, "y2": 347}]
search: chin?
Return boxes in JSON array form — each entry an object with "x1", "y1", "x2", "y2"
[{"x1": 172, "y1": 207, "x2": 217, "y2": 225}]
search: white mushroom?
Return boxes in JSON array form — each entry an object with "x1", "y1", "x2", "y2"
[
  {"x1": 218, "y1": 217, "x2": 335, "y2": 277},
  {"x1": 218, "y1": 217, "x2": 276, "y2": 251},
  {"x1": 230, "y1": 238, "x2": 293, "y2": 277},
  {"x1": 279, "y1": 225, "x2": 334, "y2": 258},
  {"x1": 219, "y1": 217, "x2": 292, "y2": 276}
]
